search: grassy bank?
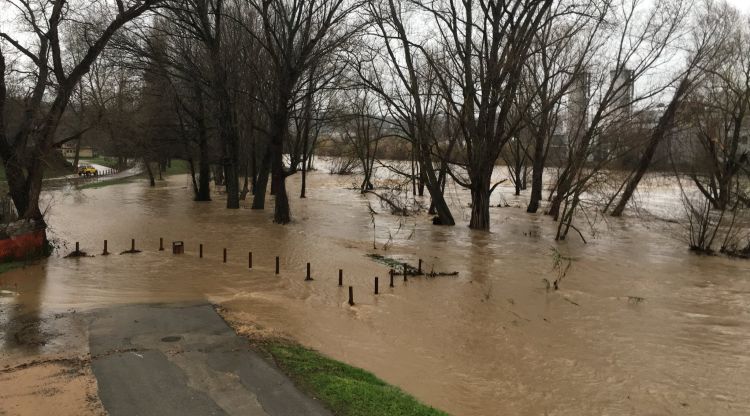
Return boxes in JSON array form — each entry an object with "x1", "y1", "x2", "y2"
[
  {"x1": 165, "y1": 159, "x2": 191, "y2": 175},
  {"x1": 78, "y1": 156, "x2": 119, "y2": 167},
  {"x1": 259, "y1": 341, "x2": 448, "y2": 416}
]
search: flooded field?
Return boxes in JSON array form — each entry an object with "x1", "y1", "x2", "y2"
[{"x1": 1, "y1": 167, "x2": 749, "y2": 416}]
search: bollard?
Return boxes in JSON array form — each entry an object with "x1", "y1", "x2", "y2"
[
  {"x1": 199, "y1": 244, "x2": 203, "y2": 258},
  {"x1": 338, "y1": 269, "x2": 343, "y2": 286},
  {"x1": 418, "y1": 259, "x2": 422, "y2": 274},
  {"x1": 102, "y1": 240, "x2": 109, "y2": 256},
  {"x1": 172, "y1": 241, "x2": 184, "y2": 254},
  {"x1": 159, "y1": 238, "x2": 164, "y2": 251},
  {"x1": 305, "y1": 262, "x2": 313, "y2": 281},
  {"x1": 75, "y1": 241, "x2": 80, "y2": 253},
  {"x1": 348, "y1": 286, "x2": 354, "y2": 306},
  {"x1": 389, "y1": 270, "x2": 394, "y2": 287},
  {"x1": 223, "y1": 248, "x2": 227, "y2": 263},
  {"x1": 403, "y1": 263, "x2": 408, "y2": 282},
  {"x1": 131, "y1": 239, "x2": 135, "y2": 251},
  {"x1": 375, "y1": 277, "x2": 379, "y2": 294},
  {"x1": 248, "y1": 252, "x2": 253, "y2": 269},
  {"x1": 275, "y1": 256, "x2": 280, "y2": 274}
]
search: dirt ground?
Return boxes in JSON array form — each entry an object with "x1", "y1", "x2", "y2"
[{"x1": 0, "y1": 358, "x2": 105, "y2": 416}]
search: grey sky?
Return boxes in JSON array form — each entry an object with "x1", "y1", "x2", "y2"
[{"x1": 726, "y1": 0, "x2": 750, "y2": 12}]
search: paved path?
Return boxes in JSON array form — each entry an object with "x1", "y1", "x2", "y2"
[{"x1": 88, "y1": 303, "x2": 332, "y2": 416}]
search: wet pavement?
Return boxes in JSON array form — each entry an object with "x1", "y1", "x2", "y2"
[{"x1": 89, "y1": 303, "x2": 331, "y2": 416}]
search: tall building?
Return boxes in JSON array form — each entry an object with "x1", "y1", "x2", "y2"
[
  {"x1": 610, "y1": 68, "x2": 634, "y2": 121},
  {"x1": 568, "y1": 70, "x2": 591, "y2": 142}
]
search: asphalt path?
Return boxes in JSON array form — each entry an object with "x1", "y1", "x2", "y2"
[{"x1": 88, "y1": 303, "x2": 332, "y2": 416}]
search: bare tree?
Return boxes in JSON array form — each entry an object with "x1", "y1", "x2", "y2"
[{"x1": 0, "y1": 0, "x2": 161, "y2": 229}]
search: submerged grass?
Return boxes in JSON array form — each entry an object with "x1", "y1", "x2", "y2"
[
  {"x1": 0, "y1": 261, "x2": 25, "y2": 275},
  {"x1": 78, "y1": 175, "x2": 141, "y2": 190},
  {"x1": 262, "y1": 342, "x2": 448, "y2": 416}
]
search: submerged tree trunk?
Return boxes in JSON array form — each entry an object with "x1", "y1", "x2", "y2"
[
  {"x1": 527, "y1": 134, "x2": 546, "y2": 213},
  {"x1": 611, "y1": 78, "x2": 690, "y2": 217},
  {"x1": 145, "y1": 161, "x2": 156, "y2": 187},
  {"x1": 469, "y1": 170, "x2": 492, "y2": 230},
  {"x1": 252, "y1": 146, "x2": 271, "y2": 209}
]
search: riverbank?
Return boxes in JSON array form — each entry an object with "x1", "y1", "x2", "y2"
[{"x1": 219, "y1": 306, "x2": 447, "y2": 416}]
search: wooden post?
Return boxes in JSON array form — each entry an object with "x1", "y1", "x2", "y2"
[
  {"x1": 348, "y1": 286, "x2": 354, "y2": 306},
  {"x1": 131, "y1": 239, "x2": 135, "y2": 251},
  {"x1": 199, "y1": 244, "x2": 203, "y2": 258},
  {"x1": 403, "y1": 263, "x2": 408, "y2": 282},
  {"x1": 389, "y1": 270, "x2": 394, "y2": 287},
  {"x1": 223, "y1": 248, "x2": 227, "y2": 263},
  {"x1": 374, "y1": 277, "x2": 379, "y2": 294},
  {"x1": 159, "y1": 238, "x2": 164, "y2": 251},
  {"x1": 275, "y1": 256, "x2": 280, "y2": 274},
  {"x1": 75, "y1": 242, "x2": 80, "y2": 253},
  {"x1": 305, "y1": 262, "x2": 313, "y2": 281},
  {"x1": 338, "y1": 269, "x2": 343, "y2": 286},
  {"x1": 248, "y1": 252, "x2": 252, "y2": 269},
  {"x1": 418, "y1": 259, "x2": 422, "y2": 274},
  {"x1": 102, "y1": 240, "x2": 109, "y2": 256}
]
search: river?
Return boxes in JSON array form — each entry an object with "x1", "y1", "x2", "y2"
[{"x1": 1, "y1": 165, "x2": 749, "y2": 415}]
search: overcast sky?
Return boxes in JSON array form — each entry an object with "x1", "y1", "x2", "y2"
[{"x1": 726, "y1": 0, "x2": 750, "y2": 12}]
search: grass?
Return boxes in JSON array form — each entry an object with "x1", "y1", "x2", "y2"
[
  {"x1": 164, "y1": 159, "x2": 191, "y2": 175},
  {"x1": 0, "y1": 164, "x2": 72, "y2": 183},
  {"x1": 0, "y1": 260, "x2": 25, "y2": 275},
  {"x1": 261, "y1": 342, "x2": 448, "y2": 416},
  {"x1": 78, "y1": 156, "x2": 119, "y2": 167}
]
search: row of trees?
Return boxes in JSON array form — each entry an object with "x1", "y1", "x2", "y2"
[{"x1": 0, "y1": 0, "x2": 748, "y2": 247}]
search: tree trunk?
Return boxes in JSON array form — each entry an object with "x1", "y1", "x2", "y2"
[
  {"x1": 196, "y1": 130, "x2": 211, "y2": 201},
  {"x1": 73, "y1": 137, "x2": 82, "y2": 172},
  {"x1": 145, "y1": 161, "x2": 156, "y2": 187},
  {"x1": 252, "y1": 146, "x2": 271, "y2": 209},
  {"x1": 611, "y1": 77, "x2": 690, "y2": 216},
  {"x1": 527, "y1": 133, "x2": 545, "y2": 213},
  {"x1": 271, "y1": 112, "x2": 291, "y2": 223},
  {"x1": 469, "y1": 181, "x2": 491, "y2": 230}
]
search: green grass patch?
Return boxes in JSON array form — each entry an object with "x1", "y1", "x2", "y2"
[
  {"x1": 262, "y1": 342, "x2": 448, "y2": 416},
  {"x1": 78, "y1": 156, "x2": 119, "y2": 167},
  {"x1": 164, "y1": 159, "x2": 191, "y2": 175}
]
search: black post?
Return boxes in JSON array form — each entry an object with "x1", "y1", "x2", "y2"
[
  {"x1": 389, "y1": 270, "x2": 394, "y2": 287},
  {"x1": 159, "y1": 238, "x2": 164, "y2": 251},
  {"x1": 338, "y1": 269, "x2": 343, "y2": 286},
  {"x1": 131, "y1": 239, "x2": 135, "y2": 251},
  {"x1": 418, "y1": 259, "x2": 422, "y2": 274},
  {"x1": 305, "y1": 262, "x2": 313, "y2": 281},
  {"x1": 199, "y1": 244, "x2": 203, "y2": 258},
  {"x1": 403, "y1": 263, "x2": 408, "y2": 282},
  {"x1": 275, "y1": 256, "x2": 280, "y2": 274},
  {"x1": 223, "y1": 248, "x2": 227, "y2": 263},
  {"x1": 102, "y1": 240, "x2": 109, "y2": 256},
  {"x1": 75, "y1": 241, "x2": 80, "y2": 253},
  {"x1": 374, "y1": 277, "x2": 379, "y2": 294},
  {"x1": 248, "y1": 252, "x2": 252, "y2": 269},
  {"x1": 348, "y1": 286, "x2": 354, "y2": 306}
]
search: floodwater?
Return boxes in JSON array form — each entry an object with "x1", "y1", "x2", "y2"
[{"x1": 1, "y1": 164, "x2": 749, "y2": 416}]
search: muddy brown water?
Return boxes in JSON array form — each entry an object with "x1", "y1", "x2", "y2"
[{"x1": 1, "y1": 167, "x2": 749, "y2": 416}]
